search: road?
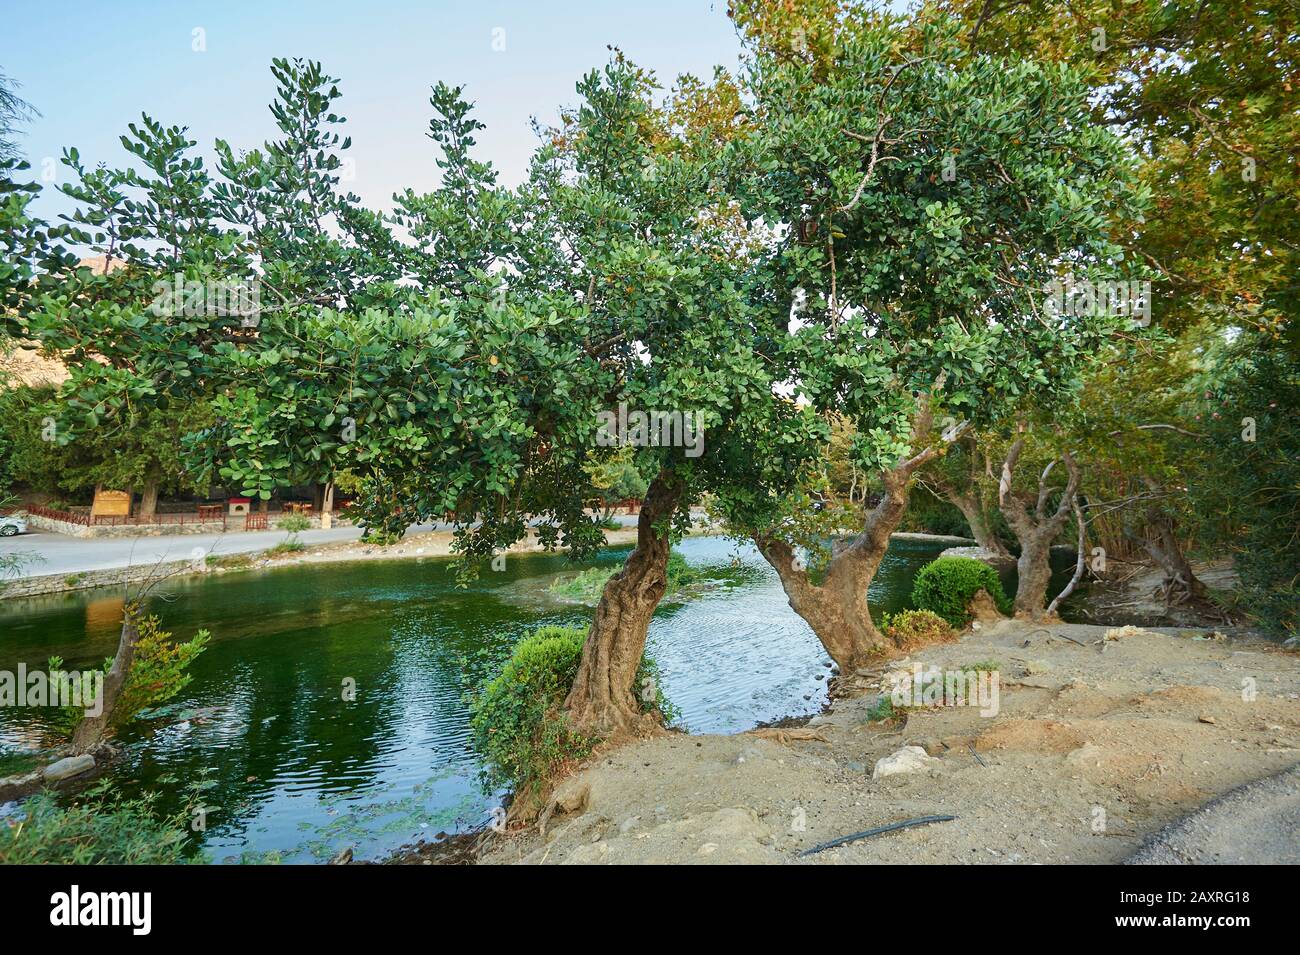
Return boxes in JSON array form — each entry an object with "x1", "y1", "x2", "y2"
[
  {"x1": 0, "y1": 513, "x2": 645, "y2": 580},
  {"x1": 0, "y1": 523, "x2": 432, "y2": 578},
  {"x1": 1126, "y1": 763, "x2": 1300, "y2": 865}
]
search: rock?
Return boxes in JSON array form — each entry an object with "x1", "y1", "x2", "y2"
[
  {"x1": 968, "y1": 588, "x2": 1008, "y2": 624},
  {"x1": 42, "y1": 754, "x2": 95, "y2": 783},
  {"x1": 1023, "y1": 659, "x2": 1052, "y2": 675},
  {"x1": 872, "y1": 745, "x2": 941, "y2": 780},
  {"x1": 1199, "y1": 714, "x2": 1218, "y2": 725},
  {"x1": 552, "y1": 778, "x2": 591, "y2": 814},
  {"x1": 0, "y1": 771, "x2": 44, "y2": 802},
  {"x1": 906, "y1": 737, "x2": 946, "y2": 756},
  {"x1": 1105, "y1": 625, "x2": 1147, "y2": 641},
  {"x1": 941, "y1": 546, "x2": 1015, "y2": 569},
  {"x1": 328, "y1": 847, "x2": 353, "y2": 865}
]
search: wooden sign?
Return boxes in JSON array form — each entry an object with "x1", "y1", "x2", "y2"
[{"x1": 91, "y1": 489, "x2": 132, "y2": 517}]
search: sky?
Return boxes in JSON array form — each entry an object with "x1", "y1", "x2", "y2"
[{"x1": 2, "y1": 0, "x2": 748, "y2": 222}]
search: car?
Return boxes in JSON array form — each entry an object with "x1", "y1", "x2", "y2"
[{"x1": 0, "y1": 514, "x2": 28, "y2": 537}]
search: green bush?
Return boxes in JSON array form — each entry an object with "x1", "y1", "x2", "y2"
[
  {"x1": 276, "y1": 514, "x2": 312, "y2": 533},
  {"x1": 51, "y1": 614, "x2": 209, "y2": 737},
  {"x1": 1189, "y1": 337, "x2": 1299, "y2": 640},
  {"x1": 880, "y1": 608, "x2": 956, "y2": 649},
  {"x1": 265, "y1": 539, "x2": 305, "y2": 556},
  {"x1": 468, "y1": 625, "x2": 676, "y2": 815},
  {"x1": 0, "y1": 790, "x2": 197, "y2": 864},
  {"x1": 910, "y1": 556, "x2": 1012, "y2": 627}
]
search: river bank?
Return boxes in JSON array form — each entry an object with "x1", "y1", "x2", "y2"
[
  {"x1": 464, "y1": 618, "x2": 1299, "y2": 865},
  {"x1": 0, "y1": 520, "x2": 971, "y2": 599},
  {"x1": 0, "y1": 521, "x2": 643, "y2": 599}
]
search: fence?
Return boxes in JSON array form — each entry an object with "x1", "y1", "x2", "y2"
[{"x1": 25, "y1": 503, "x2": 228, "y2": 529}]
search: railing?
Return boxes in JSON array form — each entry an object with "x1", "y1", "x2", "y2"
[
  {"x1": 25, "y1": 504, "x2": 228, "y2": 528},
  {"x1": 89, "y1": 510, "x2": 225, "y2": 527},
  {"x1": 244, "y1": 513, "x2": 268, "y2": 531},
  {"x1": 27, "y1": 504, "x2": 90, "y2": 526}
]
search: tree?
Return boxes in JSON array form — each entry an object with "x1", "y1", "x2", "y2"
[
  {"x1": 717, "y1": 10, "x2": 1146, "y2": 668},
  {"x1": 0, "y1": 71, "x2": 38, "y2": 163},
  {"x1": 931, "y1": 0, "x2": 1299, "y2": 340},
  {"x1": 919, "y1": 434, "x2": 1011, "y2": 557},
  {"x1": 928, "y1": 0, "x2": 1299, "y2": 620},
  {"x1": 1187, "y1": 332, "x2": 1299, "y2": 638},
  {"x1": 995, "y1": 428, "x2": 1081, "y2": 617}
]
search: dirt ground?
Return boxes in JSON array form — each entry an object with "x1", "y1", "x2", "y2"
[
  {"x1": 1072, "y1": 558, "x2": 1242, "y2": 629},
  {"x1": 478, "y1": 619, "x2": 1300, "y2": 865}
]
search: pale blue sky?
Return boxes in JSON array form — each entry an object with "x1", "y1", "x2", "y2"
[{"x1": 2, "y1": 1, "x2": 749, "y2": 221}]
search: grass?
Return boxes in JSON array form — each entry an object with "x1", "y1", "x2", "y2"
[
  {"x1": 549, "y1": 565, "x2": 617, "y2": 600},
  {"x1": 265, "y1": 540, "x2": 305, "y2": 557},
  {"x1": 207, "y1": 552, "x2": 254, "y2": 569},
  {"x1": 863, "y1": 697, "x2": 907, "y2": 723},
  {"x1": 549, "y1": 550, "x2": 704, "y2": 604}
]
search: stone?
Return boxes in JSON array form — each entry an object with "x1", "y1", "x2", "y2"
[
  {"x1": 552, "y1": 778, "x2": 591, "y2": 814},
  {"x1": 906, "y1": 737, "x2": 946, "y2": 756},
  {"x1": 42, "y1": 755, "x2": 95, "y2": 783},
  {"x1": 872, "y1": 745, "x2": 940, "y2": 780},
  {"x1": 0, "y1": 771, "x2": 43, "y2": 802}
]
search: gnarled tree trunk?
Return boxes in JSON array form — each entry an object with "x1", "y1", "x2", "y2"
[
  {"x1": 757, "y1": 470, "x2": 907, "y2": 673},
  {"x1": 71, "y1": 604, "x2": 141, "y2": 755},
  {"x1": 564, "y1": 472, "x2": 683, "y2": 737},
  {"x1": 1132, "y1": 476, "x2": 1206, "y2": 605},
  {"x1": 756, "y1": 402, "x2": 964, "y2": 674},
  {"x1": 998, "y1": 437, "x2": 1080, "y2": 619},
  {"x1": 931, "y1": 438, "x2": 1011, "y2": 558},
  {"x1": 946, "y1": 488, "x2": 1011, "y2": 557}
]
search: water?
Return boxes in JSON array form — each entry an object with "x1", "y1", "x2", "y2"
[{"x1": 0, "y1": 535, "x2": 1071, "y2": 863}]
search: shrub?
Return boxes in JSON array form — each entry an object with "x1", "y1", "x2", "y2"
[
  {"x1": 863, "y1": 696, "x2": 901, "y2": 723},
  {"x1": 0, "y1": 789, "x2": 197, "y2": 864},
  {"x1": 881, "y1": 609, "x2": 956, "y2": 649},
  {"x1": 276, "y1": 514, "x2": 312, "y2": 533},
  {"x1": 911, "y1": 556, "x2": 1012, "y2": 627},
  {"x1": 468, "y1": 625, "x2": 676, "y2": 815},
  {"x1": 665, "y1": 550, "x2": 700, "y2": 589},
  {"x1": 265, "y1": 539, "x2": 305, "y2": 556},
  {"x1": 206, "y1": 552, "x2": 253, "y2": 570},
  {"x1": 51, "y1": 615, "x2": 209, "y2": 737}
]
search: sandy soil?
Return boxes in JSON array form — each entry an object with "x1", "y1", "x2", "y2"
[{"x1": 479, "y1": 619, "x2": 1300, "y2": 865}]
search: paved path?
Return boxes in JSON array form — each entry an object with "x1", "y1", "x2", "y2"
[
  {"x1": 0, "y1": 523, "x2": 427, "y2": 578},
  {"x1": 0, "y1": 513, "x2": 644, "y2": 579},
  {"x1": 1126, "y1": 763, "x2": 1300, "y2": 864}
]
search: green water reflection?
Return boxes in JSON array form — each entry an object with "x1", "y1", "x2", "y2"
[{"x1": 0, "y1": 536, "x2": 1073, "y2": 862}]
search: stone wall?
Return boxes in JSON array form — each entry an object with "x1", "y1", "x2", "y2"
[
  {"x1": 24, "y1": 513, "x2": 231, "y2": 538},
  {"x1": 0, "y1": 559, "x2": 197, "y2": 600}
]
